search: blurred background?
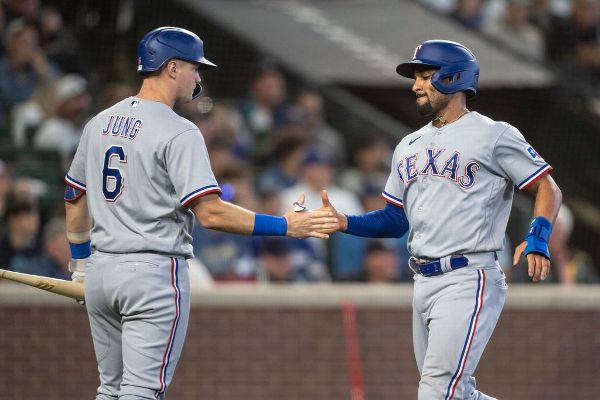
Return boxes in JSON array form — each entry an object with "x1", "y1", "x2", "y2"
[{"x1": 0, "y1": 0, "x2": 598, "y2": 399}]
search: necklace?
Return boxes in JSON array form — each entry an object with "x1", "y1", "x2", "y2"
[{"x1": 434, "y1": 109, "x2": 469, "y2": 127}]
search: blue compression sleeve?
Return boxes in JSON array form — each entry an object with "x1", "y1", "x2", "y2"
[{"x1": 345, "y1": 203, "x2": 409, "y2": 238}]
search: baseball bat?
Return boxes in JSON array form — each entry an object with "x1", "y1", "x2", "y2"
[{"x1": 0, "y1": 268, "x2": 85, "y2": 300}]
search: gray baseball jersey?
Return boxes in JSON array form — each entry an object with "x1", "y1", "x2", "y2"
[
  {"x1": 384, "y1": 111, "x2": 551, "y2": 400},
  {"x1": 66, "y1": 97, "x2": 221, "y2": 258},
  {"x1": 66, "y1": 96, "x2": 221, "y2": 399},
  {"x1": 383, "y1": 111, "x2": 551, "y2": 258}
]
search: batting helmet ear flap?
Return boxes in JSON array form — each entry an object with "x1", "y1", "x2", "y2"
[{"x1": 430, "y1": 62, "x2": 479, "y2": 98}]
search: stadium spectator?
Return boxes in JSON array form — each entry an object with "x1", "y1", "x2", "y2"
[
  {"x1": 338, "y1": 134, "x2": 391, "y2": 197},
  {"x1": 194, "y1": 102, "x2": 246, "y2": 156},
  {"x1": 256, "y1": 237, "x2": 330, "y2": 283},
  {"x1": 238, "y1": 62, "x2": 291, "y2": 161},
  {"x1": 280, "y1": 148, "x2": 363, "y2": 265},
  {"x1": 0, "y1": 192, "x2": 41, "y2": 272},
  {"x1": 280, "y1": 148, "x2": 363, "y2": 218},
  {"x1": 545, "y1": 0, "x2": 600, "y2": 77},
  {"x1": 33, "y1": 74, "x2": 91, "y2": 167},
  {"x1": 97, "y1": 81, "x2": 135, "y2": 111},
  {"x1": 528, "y1": 0, "x2": 554, "y2": 32},
  {"x1": 27, "y1": 217, "x2": 70, "y2": 279},
  {"x1": 451, "y1": 0, "x2": 487, "y2": 29},
  {"x1": 484, "y1": 0, "x2": 544, "y2": 60},
  {"x1": 192, "y1": 163, "x2": 260, "y2": 281},
  {"x1": 548, "y1": 205, "x2": 599, "y2": 284},
  {"x1": 256, "y1": 125, "x2": 310, "y2": 194},
  {"x1": 207, "y1": 137, "x2": 242, "y2": 181},
  {"x1": 11, "y1": 80, "x2": 55, "y2": 147},
  {"x1": 0, "y1": 19, "x2": 60, "y2": 117},
  {"x1": 361, "y1": 240, "x2": 400, "y2": 282},
  {"x1": 0, "y1": 161, "x2": 12, "y2": 231},
  {"x1": 38, "y1": 6, "x2": 86, "y2": 75},
  {"x1": 289, "y1": 89, "x2": 346, "y2": 164},
  {"x1": 2, "y1": 0, "x2": 40, "y2": 25}
]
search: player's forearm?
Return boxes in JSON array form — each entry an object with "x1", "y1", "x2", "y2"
[
  {"x1": 193, "y1": 197, "x2": 257, "y2": 234},
  {"x1": 528, "y1": 175, "x2": 562, "y2": 223},
  {"x1": 65, "y1": 196, "x2": 92, "y2": 241}
]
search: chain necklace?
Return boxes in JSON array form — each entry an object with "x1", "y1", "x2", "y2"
[{"x1": 434, "y1": 109, "x2": 469, "y2": 127}]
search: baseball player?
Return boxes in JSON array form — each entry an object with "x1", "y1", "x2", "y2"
[
  {"x1": 63, "y1": 26, "x2": 337, "y2": 400},
  {"x1": 319, "y1": 40, "x2": 562, "y2": 399}
]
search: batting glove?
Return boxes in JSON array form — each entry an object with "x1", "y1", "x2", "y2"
[{"x1": 68, "y1": 258, "x2": 88, "y2": 283}]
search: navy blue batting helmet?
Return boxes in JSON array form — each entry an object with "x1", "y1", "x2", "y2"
[
  {"x1": 137, "y1": 27, "x2": 216, "y2": 99},
  {"x1": 396, "y1": 40, "x2": 479, "y2": 98}
]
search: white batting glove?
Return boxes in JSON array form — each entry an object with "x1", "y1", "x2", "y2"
[{"x1": 68, "y1": 258, "x2": 88, "y2": 283}]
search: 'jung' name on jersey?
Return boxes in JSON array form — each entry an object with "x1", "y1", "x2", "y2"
[
  {"x1": 102, "y1": 115, "x2": 142, "y2": 140},
  {"x1": 397, "y1": 147, "x2": 481, "y2": 189}
]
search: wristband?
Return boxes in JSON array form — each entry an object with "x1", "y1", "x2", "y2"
[
  {"x1": 523, "y1": 216, "x2": 552, "y2": 259},
  {"x1": 69, "y1": 240, "x2": 91, "y2": 259},
  {"x1": 252, "y1": 214, "x2": 287, "y2": 236}
]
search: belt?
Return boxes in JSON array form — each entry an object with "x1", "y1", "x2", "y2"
[{"x1": 409, "y1": 252, "x2": 498, "y2": 277}]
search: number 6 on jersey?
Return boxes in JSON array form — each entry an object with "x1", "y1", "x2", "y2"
[{"x1": 102, "y1": 145, "x2": 127, "y2": 202}]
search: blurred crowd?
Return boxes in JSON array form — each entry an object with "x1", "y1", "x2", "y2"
[
  {"x1": 420, "y1": 0, "x2": 600, "y2": 80},
  {"x1": 0, "y1": 0, "x2": 597, "y2": 285}
]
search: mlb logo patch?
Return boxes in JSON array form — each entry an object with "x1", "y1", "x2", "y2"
[
  {"x1": 137, "y1": 57, "x2": 142, "y2": 71},
  {"x1": 527, "y1": 146, "x2": 538, "y2": 158},
  {"x1": 130, "y1": 100, "x2": 139, "y2": 108}
]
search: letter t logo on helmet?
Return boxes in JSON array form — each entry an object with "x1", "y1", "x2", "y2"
[
  {"x1": 397, "y1": 40, "x2": 480, "y2": 98},
  {"x1": 412, "y1": 45, "x2": 422, "y2": 60}
]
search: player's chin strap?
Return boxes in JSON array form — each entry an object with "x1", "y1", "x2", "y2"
[{"x1": 523, "y1": 216, "x2": 553, "y2": 259}]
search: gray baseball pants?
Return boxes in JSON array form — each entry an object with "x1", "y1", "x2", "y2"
[
  {"x1": 413, "y1": 262, "x2": 507, "y2": 400},
  {"x1": 85, "y1": 252, "x2": 190, "y2": 400}
]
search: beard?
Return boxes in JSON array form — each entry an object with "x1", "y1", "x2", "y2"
[{"x1": 416, "y1": 93, "x2": 449, "y2": 117}]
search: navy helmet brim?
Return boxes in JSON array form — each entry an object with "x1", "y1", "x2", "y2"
[{"x1": 396, "y1": 60, "x2": 440, "y2": 78}]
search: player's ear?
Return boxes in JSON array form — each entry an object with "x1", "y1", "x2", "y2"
[{"x1": 165, "y1": 60, "x2": 178, "y2": 78}]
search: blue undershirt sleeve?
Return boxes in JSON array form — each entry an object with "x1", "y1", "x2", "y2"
[{"x1": 344, "y1": 202, "x2": 409, "y2": 238}]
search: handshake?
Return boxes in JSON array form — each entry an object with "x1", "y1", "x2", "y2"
[{"x1": 283, "y1": 190, "x2": 347, "y2": 240}]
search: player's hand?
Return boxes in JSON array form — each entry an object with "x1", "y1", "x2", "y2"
[
  {"x1": 68, "y1": 258, "x2": 87, "y2": 283},
  {"x1": 283, "y1": 192, "x2": 339, "y2": 239},
  {"x1": 513, "y1": 241, "x2": 550, "y2": 283},
  {"x1": 317, "y1": 190, "x2": 347, "y2": 233}
]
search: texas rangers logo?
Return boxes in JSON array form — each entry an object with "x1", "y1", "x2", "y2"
[
  {"x1": 396, "y1": 147, "x2": 480, "y2": 189},
  {"x1": 527, "y1": 146, "x2": 538, "y2": 159},
  {"x1": 412, "y1": 45, "x2": 422, "y2": 60}
]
